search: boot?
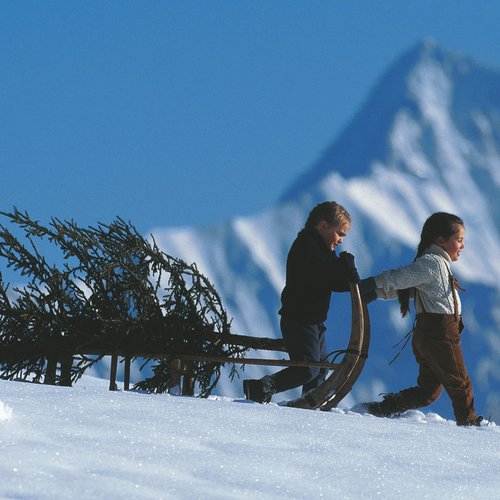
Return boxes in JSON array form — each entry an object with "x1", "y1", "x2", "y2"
[
  {"x1": 365, "y1": 393, "x2": 407, "y2": 418},
  {"x1": 457, "y1": 415, "x2": 483, "y2": 427},
  {"x1": 243, "y1": 375, "x2": 276, "y2": 404}
]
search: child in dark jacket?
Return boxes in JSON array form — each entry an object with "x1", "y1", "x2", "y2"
[{"x1": 243, "y1": 201, "x2": 359, "y2": 404}]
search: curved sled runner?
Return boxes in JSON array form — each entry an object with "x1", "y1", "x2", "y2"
[
  {"x1": 286, "y1": 282, "x2": 370, "y2": 410},
  {"x1": 320, "y1": 298, "x2": 370, "y2": 411}
]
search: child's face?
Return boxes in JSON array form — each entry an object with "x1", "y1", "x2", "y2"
[
  {"x1": 316, "y1": 220, "x2": 350, "y2": 251},
  {"x1": 436, "y1": 225, "x2": 465, "y2": 261}
]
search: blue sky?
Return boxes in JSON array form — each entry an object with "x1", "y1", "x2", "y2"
[{"x1": 2, "y1": 0, "x2": 500, "y2": 233}]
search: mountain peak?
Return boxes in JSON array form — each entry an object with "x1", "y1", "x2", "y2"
[
  {"x1": 280, "y1": 40, "x2": 499, "y2": 202},
  {"x1": 407, "y1": 37, "x2": 461, "y2": 64}
]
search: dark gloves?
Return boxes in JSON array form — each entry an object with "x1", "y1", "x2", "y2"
[
  {"x1": 337, "y1": 253, "x2": 377, "y2": 303},
  {"x1": 358, "y1": 277, "x2": 377, "y2": 303},
  {"x1": 338, "y1": 251, "x2": 360, "y2": 284}
]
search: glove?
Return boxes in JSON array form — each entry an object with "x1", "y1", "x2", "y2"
[
  {"x1": 338, "y1": 251, "x2": 360, "y2": 284},
  {"x1": 358, "y1": 277, "x2": 377, "y2": 303}
]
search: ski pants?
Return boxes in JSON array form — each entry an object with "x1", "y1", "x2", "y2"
[
  {"x1": 397, "y1": 313, "x2": 476, "y2": 424},
  {"x1": 270, "y1": 317, "x2": 328, "y2": 395}
]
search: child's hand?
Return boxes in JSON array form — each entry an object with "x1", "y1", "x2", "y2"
[
  {"x1": 359, "y1": 277, "x2": 377, "y2": 303},
  {"x1": 339, "y1": 251, "x2": 360, "y2": 284}
]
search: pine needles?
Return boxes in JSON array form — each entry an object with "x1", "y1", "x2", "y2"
[{"x1": 0, "y1": 208, "x2": 247, "y2": 396}]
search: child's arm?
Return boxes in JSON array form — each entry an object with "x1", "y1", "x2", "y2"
[{"x1": 360, "y1": 256, "x2": 436, "y2": 301}]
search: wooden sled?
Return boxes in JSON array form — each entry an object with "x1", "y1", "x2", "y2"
[{"x1": 0, "y1": 283, "x2": 369, "y2": 405}]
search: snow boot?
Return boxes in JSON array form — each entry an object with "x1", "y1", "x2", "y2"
[
  {"x1": 457, "y1": 415, "x2": 483, "y2": 427},
  {"x1": 243, "y1": 375, "x2": 276, "y2": 404},
  {"x1": 364, "y1": 393, "x2": 407, "y2": 418}
]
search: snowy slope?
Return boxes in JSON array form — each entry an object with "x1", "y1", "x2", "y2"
[
  {"x1": 151, "y1": 40, "x2": 500, "y2": 420},
  {"x1": 0, "y1": 376, "x2": 499, "y2": 499}
]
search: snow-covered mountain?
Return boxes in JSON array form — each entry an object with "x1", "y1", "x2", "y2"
[{"x1": 153, "y1": 40, "x2": 500, "y2": 420}]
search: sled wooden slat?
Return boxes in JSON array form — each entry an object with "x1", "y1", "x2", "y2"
[
  {"x1": 171, "y1": 354, "x2": 339, "y2": 370},
  {"x1": 124, "y1": 354, "x2": 131, "y2": 391},
  {"x1": 115, "y1": 353, "x2": 338, "y2": 393},
  {"x1": 109, "y1": 354, "x2": 118, "y2": 391},
  {"x1": 86, "y1": 347, "x2": 339, "y2": 393}
]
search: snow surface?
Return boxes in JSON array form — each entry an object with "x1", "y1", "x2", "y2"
[{"x1": 1, "y1": 376, "x2": 498, "y2": 499}]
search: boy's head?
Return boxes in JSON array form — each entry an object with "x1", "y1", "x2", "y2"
[
  {"x1": 305, "y1": 201, "x2": 351, "y2": 229},
  {"x1": 306, "y1": 201, "x2": 351, "y2": 251}
]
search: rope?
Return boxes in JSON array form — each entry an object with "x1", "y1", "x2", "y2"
[
  {"x1": 388, "y1": 320, "x2": 416, "y2": 365},
  {"x1": 324, "y1": 348, "x2": 366, "y2": 365}
]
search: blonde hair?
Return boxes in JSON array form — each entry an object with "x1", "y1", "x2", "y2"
[{"x1": 305, "y1": 201, "x2": 350, "y2": 229}]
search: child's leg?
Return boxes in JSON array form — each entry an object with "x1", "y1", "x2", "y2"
[
  {"x1": 364, "y1": 318, "x2": 446, "y2": 417},
  {"x1": 302, "y1": 323, "x2": 328, "y2": 394},
  {"x1": 416, "y1": 316, "x2": 476, "y2": 424},
  {"x1": 397, "y1": 327, "x2": 444, "y2": 406},
  {"x1": 270, "y1": 317, "x2": 324, "y2": 393},
  {"x1": 367, "y1": 350, "x2": 442, "y2": 417},
  {"x1": 397, "y1": 352, "x2": 443, "y2": 409}
]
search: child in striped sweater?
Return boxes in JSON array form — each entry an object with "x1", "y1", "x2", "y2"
[{"x1": 358, "y1": 212, "x2": 482, "y2": 426}]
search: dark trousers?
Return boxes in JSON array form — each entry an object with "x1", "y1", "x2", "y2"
[
  {"x1": 395, "y1": 313, "x2": 476, "y2": 424},
  {"x1": 270, "y1": 317, "x2": 328, "y2": 394}
]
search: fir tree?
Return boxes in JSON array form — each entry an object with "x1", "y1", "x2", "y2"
[{"x1": 0, "y1": 209, "x2": 247, "y2": 395}]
